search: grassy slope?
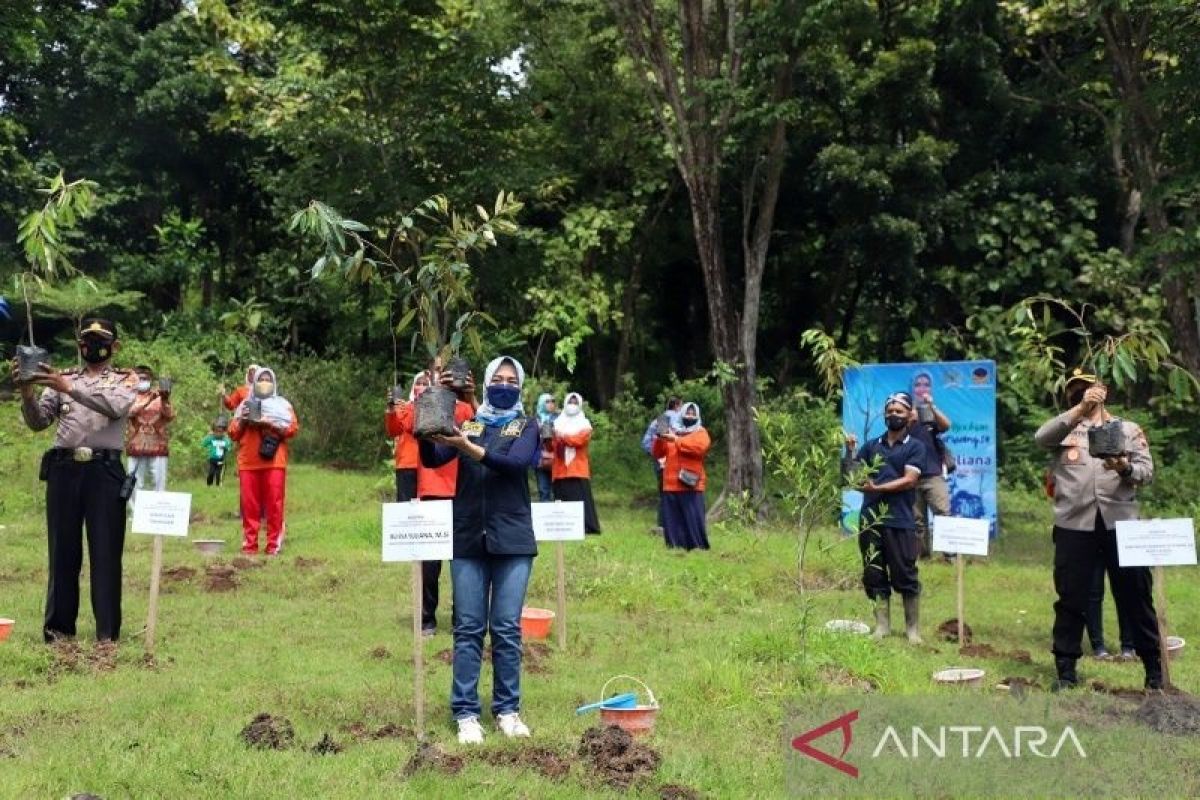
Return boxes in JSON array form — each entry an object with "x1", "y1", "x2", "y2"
[{"x1": 0, "y1": 407, "x2": 1198, "y2": 798}]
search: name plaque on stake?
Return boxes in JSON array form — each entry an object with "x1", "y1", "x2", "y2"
[
  {"x1": 1116, "y1": 518, "x2": 1197, "y2": 567},
  {"x1": 382, "y1": 500, "x2": 453, "y2": 562},
  {"x1": 131, "y1": 491, "x2": 192, "y2": 537},
  {"x1": 931, "y1": 515, "x2": 990, "y2": 557},
  {"x1": 532, "y1": 501, "x2": 585, "y2": 542}
]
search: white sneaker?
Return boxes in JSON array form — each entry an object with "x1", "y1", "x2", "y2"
[
  {"x1": 496, "y1": 712, "x2": 530, "y2": 738},
  {"x1": 456, "y1": 716, "x2": 484, "y2": 745}
]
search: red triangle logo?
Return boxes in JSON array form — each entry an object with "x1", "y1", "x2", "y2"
[{"x1": 791, "y1": 710, "x2": 859, "y2": 778}]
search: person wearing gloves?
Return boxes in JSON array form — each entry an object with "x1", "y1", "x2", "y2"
[
  {"x1": 1034, "y1": 368, "x2": 1162, "y2": 691},
  {"x1": 125, "y1": 365, "x2": 176, "y2": 495},
  {"x1": 229, "y1": 367, "x2": 299, "y2": 556},
  {"x1": 419, "y1": 356, "x2": 539, "y2": 745},
  {"x1": 551, "y1": 391, "x2": 601, "y2": 534},
  {"x1": 533, "y1": 393, "x2": 558, "y2": 502},
  {"x1": 652, "y1": 402, "x2": 711, "y2": 551}
]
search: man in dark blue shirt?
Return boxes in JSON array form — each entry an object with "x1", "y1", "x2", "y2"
[{"x1": 844, "y1": 393, "x2": 929, "y2": 643}]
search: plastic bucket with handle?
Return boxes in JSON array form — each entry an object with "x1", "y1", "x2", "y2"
[{"x1": 596, "y1": 675, "x2": 659, "y2": 736}]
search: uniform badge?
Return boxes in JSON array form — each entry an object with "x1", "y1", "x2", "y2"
[
  {"x1": 501, "y1": 420, "x2": 524, "y2": 437},
  {"x1": 461, "y1": 421, "x2": 484, "y2": 437},
  {"x1": 1066, "y1": 448, "x2": 1080, "y2": 462}
]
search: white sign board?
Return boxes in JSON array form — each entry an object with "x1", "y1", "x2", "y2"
[
  {"x1": 931, "y1": 515, "x2": 990, "y2": 557},
  {"x1": 1116, "y1": 518, "x2": 1197, "y2": 567},
  {"x1": 532, "y1": 501, "x2": 586, "y2": 542},
  {"x1": 382, "y1": 500, "x2": 453, "y2": 562},
  {"x1": 131, "y1": 491, "x2": 192, "y2": 537}
]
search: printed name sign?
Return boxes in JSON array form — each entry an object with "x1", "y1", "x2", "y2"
[
  {"x1": 131, "y1": 491, "x2": 192, "y2": 537},
  {"x1": 532, "y1": 501, "x2": 586, "y2": 542},
  {"x1": 931, "y1": 516, "x2": 990, "y2": 557},
  {"x1": 382, "y1": 500, "x2": 453, "y2": 562},
  {"x1": 1116, "y1": 518, "x2": 1197, "y2": 567}
]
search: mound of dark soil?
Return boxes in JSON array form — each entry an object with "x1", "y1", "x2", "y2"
[
  {"x1": 579, "y1": 725, "x2": 661, "y2": 790},
  {"x1": 937, "y1": 618, "x2": 973, "y2": 643},
  {"x1": 240, "y1": 713, "x2": 295, "y2": 750},
  {"x1": 1134, "y1": 694, "x2": 1200, "y2": 736},
  {"x1": 310, "y1": 733, "x2": 344, "y2": 755},
  {"x1": 404, "y1": 742, "x2": 464, "y2": 776},
  {"x1": 481, "y1": 746, "x2": 573, "y2": 779},
  {"x1": 205, "y1": 564, "x2": 238, "y2": 593}
]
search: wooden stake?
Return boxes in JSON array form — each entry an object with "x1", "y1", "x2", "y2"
[
  {"x1": 556, "y1": 541, "x2": 567, "y2": 651},
  {"x1": 956, "y1": 553, "x2": 965, "y2": 649},
  {"x1": 412, "y1": 561, "x2": 425, "y2": 738},
  {"x1": 144, "y1": 534, "x2": 164, "y2": 655},
  {"x1": 1153, "y1": 565, "x2": 1172, "y2": 689}
]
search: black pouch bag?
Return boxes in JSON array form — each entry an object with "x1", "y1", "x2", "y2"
[{"x1": 259, "y1": 434, "x2": 281, "y2": 460}]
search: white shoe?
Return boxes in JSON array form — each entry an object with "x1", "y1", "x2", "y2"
[
  {"x1": 456, "y1": 716, "x2": 484, "y2": 745},
  {"x1": 496, "y1": 712, "x2": 530, "y2": 738}
]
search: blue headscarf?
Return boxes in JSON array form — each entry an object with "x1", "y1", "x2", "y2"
[
  {"x1": 475, "y1": 355, "x2": 526, "y2": 427},
  {"x1": 535, "y1": 393, "x2": 557, "y2": 424}
]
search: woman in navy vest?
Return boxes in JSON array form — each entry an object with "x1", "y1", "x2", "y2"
[{"x1": 419, "y1": 355, "x2": 539, "y2": 745}]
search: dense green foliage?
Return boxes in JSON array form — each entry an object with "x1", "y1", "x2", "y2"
[{"x1": 3, "y1": 1, "x2": 1200, "y2": 483}]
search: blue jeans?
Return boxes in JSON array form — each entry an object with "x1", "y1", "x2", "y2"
[
  {"x1": 450, "y1": 556, "x2": 533, "y2": 720},
  {"x1": 535, "y1": 467, "x2": 553, "y2": 502}
]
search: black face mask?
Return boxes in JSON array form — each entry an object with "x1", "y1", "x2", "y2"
[
  {"x1": 884, "y1": 414, "x2": 908, "y2": 431},
  {"x1": 79, "y1": 339, "x2": 112, "y2": 364},
  {"x1": 682, "y1": 417, "x2": 699, "y2": 427},
  {"x1": 1067, "y1": 390, "x2": 1084, "y2": 407}
]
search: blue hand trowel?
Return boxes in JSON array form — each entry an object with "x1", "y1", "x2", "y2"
[{"x1": 575, "y1": 692, "x2": 637, "y2": 715}]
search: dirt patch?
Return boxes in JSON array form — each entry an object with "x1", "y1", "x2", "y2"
[
  {"x1": 294, "y1": 556, "x2": 326, "y2": 569},
  {"x1": 231, "y1": 556, "x2": 263, "y2": 571},
  {"x1": 480, "y1": 746, "x2": 573, "y2": 780},
  {"x1": 404, "y1": 742, "x2": 464, "y2": 776},
  {"x1": 310, "y1": 733, "x2": 344, "y2": 755},
  {"x1": 937, "y1": 619, "x2": 973, "y2": 643},
  {"x1": 86, "y1": 641, "x2": 118, "y2": 672},
  {"x1": 47, "y1": 640, "x2": 84, "y2": 680},
  {"x1": 189, "y1": 511, "x2": 212, "y2": 524},
  {"x1": 579, "y1": 725, "x2": 661, "y2": 790},
  {"x1": 1133, "y1": 695, "x2": 1200, "y2": 736},
  {"x1": 435, "y1": 649, "x2": 454, "y2": 665},
  {"x1": 1009, "y1": 649, "x2": 1033, "y2": 664},
  {"x1": 434, "y1": 643, "x2": 552, "y2": 673},
  {"x1": 369, "y1": 646, "x2": 391, "y2": 660},
  {"x1": 660, "y1": 785, "x2": 704, "y2": 800},
  {"x1": 339, "y1": 722, "x2": 412, "y2": 741},
  {"x1": 205, "y1": 564, "x2": 239, "y2": 593},
  {"x1": 958, "y1": 643, "x2": 1033, "y2": 664},
  {"x1": 161, "y1": 566, "x2": 196, "y2": 583},
  {"x1": 1088, "y1": 680, "x2": 1154, "y2": 701},
  {"x1": 240, "y1": 713, "x2": 295, "y2": 750}
]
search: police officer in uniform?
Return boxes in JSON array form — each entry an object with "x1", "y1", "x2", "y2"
[
  {"x1": 1034, "y1": 368, "x2": 1162, "y2": 690},
  {"x1": 11, "y1": 318, "x2": 138, "y2": 646}
]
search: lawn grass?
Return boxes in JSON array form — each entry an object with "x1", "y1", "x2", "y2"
[{"x1": 1, "y1": 409, "x2": 1198, "y2": 798}]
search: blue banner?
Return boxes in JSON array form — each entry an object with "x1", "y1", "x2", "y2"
[{"x1": 840, "y1": 361, "x2": 998, "y2": 536}]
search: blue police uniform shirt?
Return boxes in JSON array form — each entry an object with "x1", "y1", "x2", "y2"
[
  {"x1": 906, "y1": 422, "x2": 944, "y2": 478},
  {"x1": 855, "y1": 433, "x2": 928, "y2": 530}
]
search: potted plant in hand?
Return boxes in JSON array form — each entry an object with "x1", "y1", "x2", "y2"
[
  {"x1": 12, "y1": 172, "x2": 98, "y2": 382},
  {"x1": 290, "y1": 191, "x2": 521, "y2": 437}
]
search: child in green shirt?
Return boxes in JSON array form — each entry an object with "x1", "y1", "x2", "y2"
[{"x1": 202, "y1": 422, "x2": 233, "y2": 486}]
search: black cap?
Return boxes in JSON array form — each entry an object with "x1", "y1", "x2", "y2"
[{"x1": 79, "y1": 317, "x2": 118, "y2": 340}]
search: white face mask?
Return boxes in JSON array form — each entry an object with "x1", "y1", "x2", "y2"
[
  {"x1": 564, "y1": 403, "x2": 581, "y2": 416},
  {"x1": 137, "y1": 380, "x2": 152, "y2": 392}
]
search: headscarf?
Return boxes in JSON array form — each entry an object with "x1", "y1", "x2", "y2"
[
  {"x1": 535, "y1": 393, "x2": 556, "y2": 424},
  {"x1": 238, "y1": 367, "x2": 294, "y2": 428},
  {"x1": 475, "y1": 355, "x2": 526, "y2": 427},
  {"x1": 673, "y1": 401, "x2": 702, "y2": 433},
  {"x1": 409, "y1": 371, "x2": 428, "y2": 402},
  {"x1": 553, "y1": 391, "x2": 592, "y2": 465}
]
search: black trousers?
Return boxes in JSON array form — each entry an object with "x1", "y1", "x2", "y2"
[
  {"x1": 1085, "y1": 559, "x2": 1134, "y2": 652},
  {"x1": 1052, "y1": 516, "x2": 1160, "y2": 661},
  {"x1": 859, "y1": 525, "x2": 921, "y2": 600},
  {"x1": 206, "y1": 458, "x2": 225, "y2": 486},
  {"x1": 553, "y1": 477, "x2": 602, "y2": 534},
  {"x1": 44, "y1": 458, "x2": 128, "y2": 642},
  {"x1": 394, "y1": 468, "x2": 418, "y2": 503}
]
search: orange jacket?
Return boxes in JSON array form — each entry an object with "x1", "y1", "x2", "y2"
[
  {"x1": 229, "y1": 403, "x2": 300, "y2": 471},
  {"x1": 223, "y1": 385, "x2": 249, "y2": 412},
  {"x1": 552, "y1": 429, "x2": 592, "y2": 480},
  {"x1": 653, "y1": 427, "x2": 711, "y2": 492},
  {"x1": 417, "y1": 400, "x2": 475, "y2": 498},
  {"x1": 385, "y1": 402, "x2": 419, "y2": 469}
]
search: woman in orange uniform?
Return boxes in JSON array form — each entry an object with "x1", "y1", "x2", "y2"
[
  {"x1": 229, "y1": 367, "x2": 299, "y2": 556},
  {"x1": 551, "y1": 391, "x2": 601, "y2": 534},
  {"x1": 652, "y1": 402, "x2": 710, "y2": 550},
  {"x1": 385, "y1": 372, "x2": 426, "y2": 502}
]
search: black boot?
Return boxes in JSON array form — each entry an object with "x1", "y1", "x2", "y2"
[
  {"x1": 1052, "y1": 656, "x2": 1079, "y2": 692},
  {"x1": 1142, "y1": 653, "x2": 1164, "y2": 691}
]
